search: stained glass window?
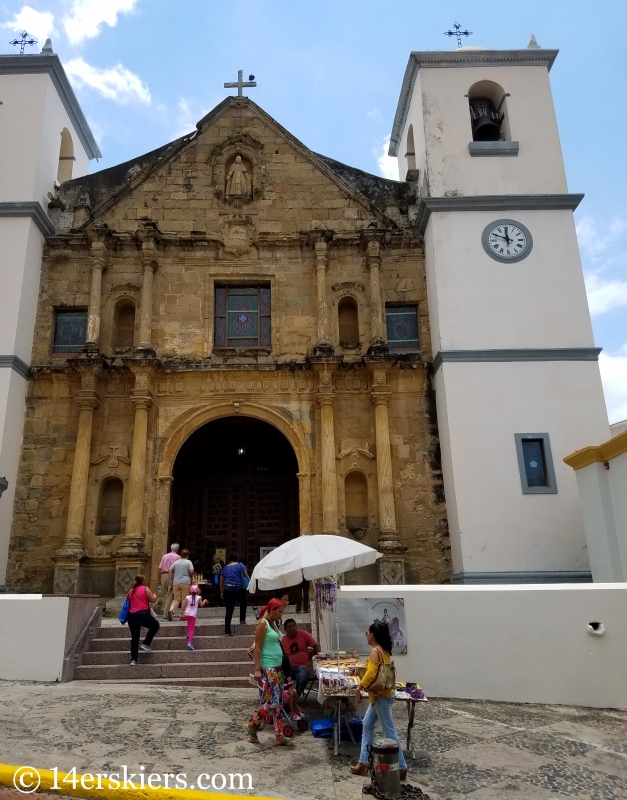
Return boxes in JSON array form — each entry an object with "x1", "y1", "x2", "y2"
[
  {"x1": 214, "y1": 285, "x2": 271, "y2": 348},
  {"x1": 385, "y1": 305, "x2": 419, "y2": 349},
  {"x1": 53, "y1": 309, "x2": 87, "y2": 354}
]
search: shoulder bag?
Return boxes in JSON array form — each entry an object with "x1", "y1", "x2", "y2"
[
  {"x1": 119, "y1": 594, "x2": 130, "y2": 625},
  {"x1": 240, "y1": 563, "x2": 250, "y2": 590},
  {"x1": 361, "y1": 646, "x2": 396, "y2": 698}
]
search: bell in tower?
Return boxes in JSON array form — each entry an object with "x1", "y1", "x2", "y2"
[{"x1": 468, "y1": 97, "x2": 503, "y2": 141}]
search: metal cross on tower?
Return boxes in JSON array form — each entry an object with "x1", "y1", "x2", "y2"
[
  {"x1": 10, "y1": 31, "x2": 37, "y2": 54},
  {"x1": 224, "y1": 69, "x2": 257, "y2": 97},
  {"x1": 444, "y1": 22, "x2": 472, "y2": 48}
]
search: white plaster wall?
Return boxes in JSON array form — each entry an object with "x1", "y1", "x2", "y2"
[
  {"x1": 435, "y1": 360, "x2": 610, "y2": 575},
  {"x1": 574, "y1": 453, "x2": 627, "y2": 583},
  {"x1": 341, "y1": 584, "x2": 627, "y2": 709},
  {"x1": 0, "y1": 72, "x2": 89, "y2": 207},
  {"x1": 416, "y1": 64, "x2": 568, "y2": 197},
  {"x1": 0, "y1": 218, "x2": 46, "y2": 363},
  {"x1": 425, "y1": 209, "x2": 595, "y2": 352},
  {"x1": 0, "y1": 595, "x2": 69, "y2": 681},
  {"x1": 0, "y1": 370, "x2": 29, "y2": 584}
]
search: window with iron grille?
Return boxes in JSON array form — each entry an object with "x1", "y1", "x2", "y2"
[
  {"x1": 53, "y1": 309, "x2": 87, "y2": 354},
  {"x1": 214, "y1": 285, "x2": 271, "y2": 348},
  {"x1": 385, "y1": 304, "x2": 419, "y2": 350}
]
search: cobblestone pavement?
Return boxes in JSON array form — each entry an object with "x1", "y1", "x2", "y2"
[{"x1": 1, "y1": 682, "x2": 626, "y2": 800}]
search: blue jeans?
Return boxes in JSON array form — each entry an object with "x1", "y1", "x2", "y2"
[
  {"x1": 358, "y1": 694, "x2": 407, "y2": 769},
  {"x1": 291, "y1": 665, "x2": 310, "y2": 696}
]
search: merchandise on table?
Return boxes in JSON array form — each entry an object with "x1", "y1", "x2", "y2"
[{"x1": 395, "y1": 682, "x2": 427, "y2": 701}]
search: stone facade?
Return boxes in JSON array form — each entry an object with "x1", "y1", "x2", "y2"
[{"x1": 6, "y1": 97, "x2": 451, "y2": 597}]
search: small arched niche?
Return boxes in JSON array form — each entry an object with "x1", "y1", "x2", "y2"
[
  {"x1": 338, "y1": 297, "x2": 360, "y2": 346},
  {"x1": 345, "y1": 471, "x2": 368, "y2": 536},
  {"x1": 468, "y1": 81, "x2": 510, "y2": 142},
  {"x1": 57, "y1": 128, "x2": 75, "y2": 183},
  {"x1": 97, "y1": 477, "x2": 124, "y2": 536},
  {"x1": 405, "y1": 125, "x2": 416, "y2": 170},
  {"x1": 113, "y1": 299, "x2": 136, "y2": 351}
]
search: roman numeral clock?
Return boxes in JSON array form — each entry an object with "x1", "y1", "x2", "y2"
[{"x1": 481, "y1": 219, "x2": 533, "y2": 263}]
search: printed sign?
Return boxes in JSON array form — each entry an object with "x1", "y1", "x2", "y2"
[{"x1": 338, "y1": 597, "x2": 407, "y2": 654}]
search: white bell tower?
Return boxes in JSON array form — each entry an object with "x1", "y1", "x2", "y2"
[
  {"x1": 0, "y1": 39, "x2": 100, "y2": 590},
  {"x1": 389, "y1": 41, "x2": 610, "y2": 583}
]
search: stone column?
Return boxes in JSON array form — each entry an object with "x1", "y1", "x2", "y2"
[
  {"x1": 151, "y1": 475, "x2": 174, "y2": 603},
  {"x1": 83, "y1": 241, "x2": 107, "y2": 353},
  {"x1": 137, "y1": 241, "x2": 157, "y2": 355},
  {"x1": 367, "y1": 239, "x2": 388, "y2": 355},
  {"x1": 297, "y1": 472, "x2": 312, "y2": 536},
  {"x1": 313, "y1": 239, "x2": 333, "y2": 356},
  {"x1": 371, "y1": 368, "x2": 406, "y2": 584},
  {"x1": 316, "y1": 370, "x2": 339, "y2": 534},
  {"x1": 53, "y1": 369, "x2": 100, "y2": 594},
  {"x1": 111, "y1": 369, "x2": 152, "y2": 602}
]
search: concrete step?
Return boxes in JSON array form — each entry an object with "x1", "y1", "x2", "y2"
[
  {"x1": 74, "y1": 660, "x2": 253, "y2": 681},
  {"x1": 89, "y1": 634, "x2": 253, "y2": 651},
  {"x1": 82, "y1": 648, "x2": 251, "y2": 666},
  {"x1": 97, "y1": 622, "x2": 263, "y2": 638},
  {"x1": 74, "y1": 677, "x2": 256, "y2": 688},
  {"x1": 98, "y1": 619, "x2": 311, "y2": 639}
]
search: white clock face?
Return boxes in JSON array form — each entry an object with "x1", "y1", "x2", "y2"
[{"x1": 482, "y1": 219, "x2": 533, "y2": 263}]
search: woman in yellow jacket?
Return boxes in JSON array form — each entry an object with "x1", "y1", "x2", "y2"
[{"x1": 350, "y1": 622, "x2": 408, "y2": 780}]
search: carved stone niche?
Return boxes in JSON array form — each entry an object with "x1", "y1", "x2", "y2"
[{"x1": 210, "y1": 133, "x2": 265, "y2": 205}]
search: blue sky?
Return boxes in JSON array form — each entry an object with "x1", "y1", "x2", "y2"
[{"x1": 2, "y1": 0, "x2": 626, "y2": 422}]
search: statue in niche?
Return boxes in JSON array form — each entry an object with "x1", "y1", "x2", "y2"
[{"x1": 226, "y1": 155, "x2": 252, "y2": 197}]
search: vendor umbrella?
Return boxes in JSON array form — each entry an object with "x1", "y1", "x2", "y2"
[{"x1": 248, "y1": 534, "x2": 381, "y2": 592}]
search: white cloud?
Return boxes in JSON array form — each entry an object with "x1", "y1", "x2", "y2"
[
  {"x1": 366, "y1": 108, "x2": 382, "y2": 120},
  {"x1": 65, "y1": 58, "x2": 150, "y2": 105},
  {"x1": 585, "y1": 273, "x2": 627, "y2": 317},
  {"x1": 170, "y1": 98, "x2": 213, "y2": 140},
  {"x1": 375, "y1": 135, "x2": 399, "y2": 181},
  {"x1": 599, "y1": 345, "x2": 627, "y2": 424},
  {"x1": 63, "y1": 0, "x2": 139, "y2": 45},
  {"x1": 577, "y1": 215, "x2": 627, "y2": 262},
  {"x1": 2, "y1": 6, "x2": 57, "y2": 41}
]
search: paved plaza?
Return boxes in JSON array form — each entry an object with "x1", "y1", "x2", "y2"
[{"x1": 1, "y1": 681, "x2": 627, "y2": 800}]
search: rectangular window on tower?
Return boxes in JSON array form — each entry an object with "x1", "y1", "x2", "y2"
[
  {"x1": 52, "y1": 309, "x2": 87, "y2": 355},
  {"x1": 214, "y1": 285, "x2": 271, "y2": 349},
  {"x1": 385, "y1": 304, "x2": 419, "y2": 350},
  {"x1": 514, "y1": 433, "x2": 558, "y2": 494}
]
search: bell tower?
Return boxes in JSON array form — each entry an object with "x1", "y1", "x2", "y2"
[
  {"x1": 0, "y1": 39, "x2": 100, "y2": 590},
  {"x1": 389, "y1": 41, "x2": 610, "y2": 583}
]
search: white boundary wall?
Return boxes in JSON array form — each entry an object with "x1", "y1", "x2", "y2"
[
  {"x1": 0, "y1": 595, "x2": 69, "y2": 681},
  {"x1": 341, "y1": 584, "x2": 627, "y2": 710}
]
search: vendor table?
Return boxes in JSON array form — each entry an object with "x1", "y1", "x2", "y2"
[{"x1": 395, "y1": 692, "x2": 428, "y2": 755}]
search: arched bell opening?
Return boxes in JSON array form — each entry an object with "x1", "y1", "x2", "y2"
[
  {"x1": 338, "y1": 296, "x2": 360, "y2": 346},
  {"x1": 468, "y1": 80, "x2": 510, "y2": 142},
  {"x1": 57, "y1": 128, "x2": 75, "y2": 183}
]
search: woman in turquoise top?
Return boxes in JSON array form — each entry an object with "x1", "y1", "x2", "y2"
[{"x1": 246, "y1": 598, "x2": 292, "y2": 746}]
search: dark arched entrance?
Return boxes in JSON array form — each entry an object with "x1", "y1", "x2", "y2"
[{"x1": 169, "y1": 416, "x2": 299, "y2": 578}]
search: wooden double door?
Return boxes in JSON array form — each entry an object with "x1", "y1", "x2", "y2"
[{"x1": 175, "y1": 473, "x2": 298, "y2": 576}]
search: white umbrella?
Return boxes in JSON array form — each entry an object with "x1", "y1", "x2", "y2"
[{"x1": 248, "y1": 534, "x2": 381, "y2": 592}]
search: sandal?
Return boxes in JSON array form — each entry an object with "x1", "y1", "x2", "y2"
[
  {"x1": 245, "y1": 719, "x2": 260, "y2": 743},
  {"x1": 274, "y1": 736, "x2": 294, "y2": 747},
  {"x1": 350, "y1": 764, "x2": 369, "y2": 776}
]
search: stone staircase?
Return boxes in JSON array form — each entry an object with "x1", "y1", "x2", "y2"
[{"x1": 74, "y1": 614, "x2": 312, "y2": 687}]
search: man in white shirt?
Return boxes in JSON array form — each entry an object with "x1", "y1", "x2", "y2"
[
  {"x1": 158, "y1": 544, "x2": 180, "y2": 619},
  {"x1": 168, "y1": 548, "x2": 194, "y2": 621}
]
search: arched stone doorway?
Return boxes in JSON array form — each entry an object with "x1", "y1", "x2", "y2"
[{"x1": 169, "y1": 416, "x2": 299, "y2": 577}]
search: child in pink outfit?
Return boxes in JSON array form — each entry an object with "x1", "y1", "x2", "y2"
[{"x1": 180, "y1": 579, "x2": 208, "y2": 649}]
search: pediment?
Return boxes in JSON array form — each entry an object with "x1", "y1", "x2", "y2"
[{"x1": 75, "y1": 97, "x2": 398, "y2": 237}]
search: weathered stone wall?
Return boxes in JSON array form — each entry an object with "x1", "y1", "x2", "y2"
[{"x1": 6, "y1": 97, "x2": 451, "y2": 595}]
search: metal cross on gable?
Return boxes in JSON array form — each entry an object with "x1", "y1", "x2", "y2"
[
  {"x1": 10, "y1": 30, "x2": 37, "y2": 54},
  {"x1": 444, "y1": 22, "x2": 472, "y2": 48},
  {"x1": 224, "y1": 69, "x2": 257, "y2": 97}
]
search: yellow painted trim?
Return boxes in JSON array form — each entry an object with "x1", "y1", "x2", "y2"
[
  {"x1": 0, "y1": 764, "x2": 281, "y2": 800},
  {"x1": 564, "y1": 430, "x2": 627, "y2": 470}
]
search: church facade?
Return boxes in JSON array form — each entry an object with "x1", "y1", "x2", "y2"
[
  {"x1": 5, "y1": 96, "x2": 450, "y2": 598},
  {"x1": 2, "y1": 40, "x2": 611, "y2": 600}
]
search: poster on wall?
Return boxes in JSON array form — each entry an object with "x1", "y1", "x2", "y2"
[
  {"x1": 259, "y1": 546, "x2": 277, "y2": 561},
  {"x1": 338, "y1": 597, "x2": 407, "y2": 654}
]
